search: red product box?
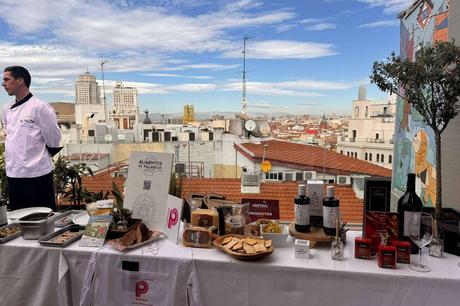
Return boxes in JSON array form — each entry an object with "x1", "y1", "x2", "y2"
[
  {"x1": 377, "y1": 244, "x2": 397, "y2": 269},
  {"x1": 391, "y1": 240, "x2": 411, "y2": 264},
  {"x1": 355, "y1": 237, "x2": 372, "y2": 259}
]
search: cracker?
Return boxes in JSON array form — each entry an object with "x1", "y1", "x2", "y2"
[
  {"x1": 254, "y1": 243, "x2": 267, "y2": 253},
  {"x1": 224, "y1": 240, "x2": 238, "y2": 249},
  {"x1": 232, "y1": 242, "x2": 243, "y2": 251},
  {"x1": 264, "y1": 240, "x2": 272, "y2": 248},
  {"x1": 222, "y1": 237, "x2": 233, "y2": 245},
  {"x1": 243, "y1": 237, "x2": 257, "y2": 246},
  {"x1": 243, "y1": 244, "x2": 256, "y2": 254}
]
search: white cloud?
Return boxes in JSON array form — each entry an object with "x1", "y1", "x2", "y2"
[
  {"x1": 356, "y1": 0, "x2": 413, "y2": 14},
  {"x1": 222, "y1": 40, "x2": 337, "y2": 59},
  {"x1": 357, "y1": 20, "x2": 399, "y2": 28},
  {"x1": 163, "y1": 63, "x2": 240, "y2": 71},
  {"x1": 305, "y1": 23, "x2": 337, "y2": 31},
  {"x1": 103, "y1": 80, "x2": 216, "y2": 95},
  {"x1": 143, "y1": 73, "x2": 213, "y2": 79}
]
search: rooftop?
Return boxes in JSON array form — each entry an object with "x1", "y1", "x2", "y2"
[{"x1": 236, "y1": 139, "x2": 391, "y2": 177}]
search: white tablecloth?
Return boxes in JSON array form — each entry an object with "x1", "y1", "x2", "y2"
[{"x1": 0, "y1": 230, "x2": 459, "y2": 306}]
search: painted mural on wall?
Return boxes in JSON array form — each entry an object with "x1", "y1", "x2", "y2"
[{"x1": 394, "y1": 0, "x2": 449, "y2": 206}]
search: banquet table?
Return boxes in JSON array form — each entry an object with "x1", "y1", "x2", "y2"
[{"x1": 1, "y1": 229, "x2": 459, "y2": 306}]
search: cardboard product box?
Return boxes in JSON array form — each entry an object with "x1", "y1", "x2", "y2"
[{"x1": 307, "y1": 180, "x2": 324, "y2": 224}]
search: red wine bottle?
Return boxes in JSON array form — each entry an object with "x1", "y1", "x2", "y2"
[
  {"x1": 323, "y1": 186, "x2": 339, "y2": 236},
  {"x1": 397, "y1": 173, "x2": 423, "y2": 254},
  {"x1": 294, "y1": 184, "x2": 311, "y2": 233}
]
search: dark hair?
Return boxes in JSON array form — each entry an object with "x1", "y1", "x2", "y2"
[{"x1": 4, "y1": 66, "x2": 31, "y2": 88}]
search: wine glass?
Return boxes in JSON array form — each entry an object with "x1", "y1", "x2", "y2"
[{"x1": 409, "y1": 212, "x2": 433, "y2": 272}]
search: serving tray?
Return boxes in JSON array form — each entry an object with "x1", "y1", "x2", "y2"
[
  {"x1": 0, "y1": 224, "x2": 21, "y2": 244},
  {"x1": 55, "y1": 210, "x2": 84, "y2": 227},
  {"x1": 38, "y1": 225, "x2": 83, "y2": 247},
  {"x1": 213, "y1": 234, "x2": 274, "y2": 261}
]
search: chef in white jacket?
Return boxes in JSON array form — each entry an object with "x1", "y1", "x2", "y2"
[{"x1": 2, "y1": 66, "x2": 62, "y2": 211}]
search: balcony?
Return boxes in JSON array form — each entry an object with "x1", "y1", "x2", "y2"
[{"x1": 338, "y1": 137, "x2": 394, "y2": 145}]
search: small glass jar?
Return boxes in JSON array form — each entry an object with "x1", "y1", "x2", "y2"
[
  {"x1": 429, "y1": 236, "x2": 444, "y2": 257},
  {"x1": 331, "y1": 239, "x2": 344, "y2": 261}
]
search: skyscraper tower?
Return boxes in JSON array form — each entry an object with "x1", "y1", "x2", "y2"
[{"x1": 74, "y1": 71, "x2": 105, "y2": 126}]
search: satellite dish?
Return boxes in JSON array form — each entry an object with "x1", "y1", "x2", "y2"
[
  {"x1": 104, "y1": 134, "x2": 113, "y2": 142},
  {"x1": 245, "y1": 119, "x2": 256, "y2": 132},
  {"x1": 259, "y1": 121, "x2": 271, "y2": 136}
]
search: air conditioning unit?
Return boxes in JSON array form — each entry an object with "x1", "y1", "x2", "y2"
[
  {"x1": 242, "y1": 174, "x2": 260, "y2": 187},
  {"x1": 283, "y1": 172, "x2": 296, "y2": 181},
  {"x1": 337, "y1": 175, "x2": 351, "y2": 185},
  {"x1": 303, "y1": 171, "x2": 317, "y2": 181}
]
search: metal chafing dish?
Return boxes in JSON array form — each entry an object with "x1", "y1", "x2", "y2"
[{"x1": 18, "y1": 212, "x2": 57, "y2": 240}]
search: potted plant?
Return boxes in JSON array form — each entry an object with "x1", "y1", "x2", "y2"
[{"x1": 370, "y1": 40, "x2": 460, "y2": 256}]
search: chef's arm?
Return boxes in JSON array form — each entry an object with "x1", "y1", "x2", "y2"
[{"x1": 38, "y1": 104, "x2": 63, "y2": 156}]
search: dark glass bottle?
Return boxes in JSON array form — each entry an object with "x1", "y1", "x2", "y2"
[
  {"x1": 323, "y1": 186, "x2": 339, "y2": 236},
  {"x1": 0, "y1": 182, "x2": 7, "y2": 227},
  {"x1": 397, "y1": 173, "x2": 423, "y2": 254},
  {"x1": 294, "y1": 184, "x2": 311, "y2": 233}
]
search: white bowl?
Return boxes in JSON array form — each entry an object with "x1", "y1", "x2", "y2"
[{"x1": 260, "y1": 224, "x2": 289, "y2": 247}]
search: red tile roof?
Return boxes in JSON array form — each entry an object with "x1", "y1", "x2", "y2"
[
  {"x1": 181, "y1": 178, "x2": 364, "y2": 224},
  {"x1": 79, "y1": 172, "x2": 363, "y2": 224},
  {"x1": 236, "y1": 139, "x2": 391, "y2": 177}
]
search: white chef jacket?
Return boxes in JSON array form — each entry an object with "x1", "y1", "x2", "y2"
[{"x1": 2, "y1": 95, "x2": 62, "y2": 178}]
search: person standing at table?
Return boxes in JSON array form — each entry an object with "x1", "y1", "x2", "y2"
[{"x1": 2, "y1": 66, "x2": 62, "y2": 211}]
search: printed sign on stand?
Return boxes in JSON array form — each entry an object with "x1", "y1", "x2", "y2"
[
  {"x1": 242, "y1": 198, "x2": 279, "y2": 222},
  {"x1": 124, "y1": 152, "x2": 173, "y2": 230},
  {"x1": 163, "y1": 195, "x2": 183, "y2": 244}
]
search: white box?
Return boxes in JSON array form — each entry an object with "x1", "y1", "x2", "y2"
[
  {"x1": 295, "y1": 239, "x2": 310, "y2": 259},
  {"x1": 307, "y1": 180, "x2": 324, "y2": 217}
]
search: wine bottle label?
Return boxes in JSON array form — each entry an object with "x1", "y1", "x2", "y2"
[
  {"x1": 295, "y1": 204, "x2": 310, "y2": 226},
  {"x1": 323, "y1": 206, "x2": 338, "y2": 229},
  {"x1": 403, "y1": 211, "x2": 421, "y2": 237}
]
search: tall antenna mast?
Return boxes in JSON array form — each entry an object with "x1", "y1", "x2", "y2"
[
  {"x1": 101, "y1": 59, "x2": 108, "y2": 122},
  {"x1": 241, "y1": 36, "x2": 249, "y2": 116}
]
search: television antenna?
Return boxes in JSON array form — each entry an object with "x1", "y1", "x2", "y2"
[
  {"x1": 241, "y1": 36, "x2": 250, "y2": 116},
  {"x1": 101, "y1": 59, "x2": 108, "y2": 122}
]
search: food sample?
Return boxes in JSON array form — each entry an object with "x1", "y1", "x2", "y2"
[
  {"x1": 50, "y1": 231, "x2": 80, "y2": 243},
  {"x1": 120, "y1": 223, "x2": 151, "y2": 246},
  {"x1": 0, "y1": 226, "x2": 20, "y2": 238},
  {"x1": 219, "y1": 236, "x2": 272, "y2": 255},
  {"x1": 56, "y1": 214, "x2": 77, "y2": 226},
  {"x1": 191, "y1": 209, "x2": 218, "y2": 228},
  {"x1": 182, "y1": 226, "x2": 213, "y2": 248},
  {"x1": 260, "y1": 220, "x2": 282, "y2": 233}
]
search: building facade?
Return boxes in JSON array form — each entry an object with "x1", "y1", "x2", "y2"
[
  {"x1": 110, "y1": 81, "x2": 138, "y2": 130},
  {"x1": 336, "y1": 85, "x2": 396, "y2": 169},
  {"x1": 74, "y1": 72, "x2": 105, "y2": 126}
]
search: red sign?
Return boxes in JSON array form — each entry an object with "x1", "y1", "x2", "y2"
[{"x1": 242, "y1": 199, "x2": 280, "y2": 222}]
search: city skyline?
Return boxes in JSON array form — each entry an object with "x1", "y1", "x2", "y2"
[{"x1": 0, "y1": 0, "x2": 411, "y2": 114}]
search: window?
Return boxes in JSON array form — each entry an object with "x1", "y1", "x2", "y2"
[
  {"x1": 381, "y1": 154, "x2": 385, "y2": 163},
  {"x1": 365, "y1": 152, "x2": 368, "y2": 160},
  {"x1": 347, "y1": 151, "x2": 349, "y2": 156},
  {"x1": 354, "y1": 106, "x2": 359, "y2": 117},
  {"x1": 376, "y1": 133, "x2": 379, "y2": 140},
  {"x1": 266, "y1": 172, "x2": 283, "y2": 180},
  {"x1": 369, "y1": 153, "x2": 372, "y2": 161},
  {"x1": 389, "y1": 155, "x2": 392, "y2": 164},
  {"x1": 377, "y1": 154, "x2": 380, "y2": 162},
  {"x1": 340, "y1": 150, "x2": 343, "y2": 154},
  {"x1": 365, "y1": 106, "x2": 368, "y2": 117},
  {"x1": 354, "y1": 152, "x2": 357, "y2": 158}
]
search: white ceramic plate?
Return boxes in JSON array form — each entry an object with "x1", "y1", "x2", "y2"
[
  {"x1": 72, "y1": 211, "x2": 90, "y2": 226},
  {"x1": 7, "y1": 207, "x2": 52, "y2": 220}
]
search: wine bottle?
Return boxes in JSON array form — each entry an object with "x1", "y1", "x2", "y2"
[
  {"x1": 0, "y1": 181, "x2": 7, "y2": 226},
  {"x1": 323, "y1": 186, "x2": 339, "y2": 236},
  {"x1": 397, "y1": 173, "x2": 423, "y2": 254},
  {"x1": 294, "y1": 184, "x2": 311, "y2": 233}
]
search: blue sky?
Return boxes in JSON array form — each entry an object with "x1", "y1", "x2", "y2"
[{"x1": 0, "y1": 0, "x2": 412, "y2": 115}]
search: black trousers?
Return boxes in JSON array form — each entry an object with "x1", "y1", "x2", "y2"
[{"x1": 7, "y1": 171, "x2": 56, "y2": 211}]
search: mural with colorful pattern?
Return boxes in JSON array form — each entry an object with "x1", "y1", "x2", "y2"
[{"x1": 394, "y1": 0, "x2": 450, "y2": 206}]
